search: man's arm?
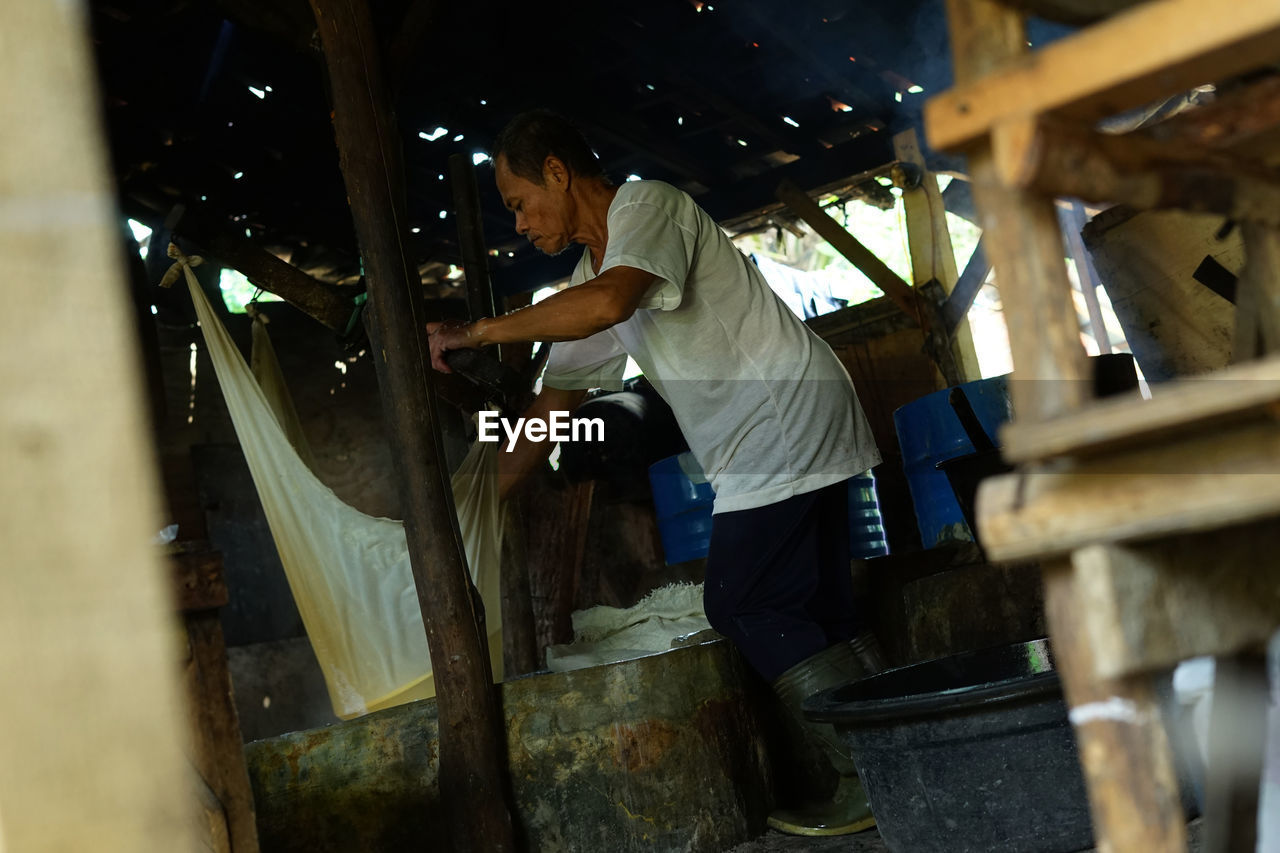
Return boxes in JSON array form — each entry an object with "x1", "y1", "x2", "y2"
[
  {"x1": 428, "y1": 265, "x2": 656, "y2": 373},
  {"x1": 497, "y1": 385, "x2": 589, "y2": 501}
]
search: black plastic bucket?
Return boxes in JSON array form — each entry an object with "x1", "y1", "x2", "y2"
[{"x1": 806, "y1": 640, "x2": 1094, "y2": 853}]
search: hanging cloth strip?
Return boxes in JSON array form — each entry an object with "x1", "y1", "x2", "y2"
[{"x1": 165, "y1": 245, "x2": 503, "y2": 718}]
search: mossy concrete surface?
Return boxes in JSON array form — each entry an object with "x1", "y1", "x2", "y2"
[{"x1": 245, "y1": 639, "x2": 775, "y2": 852}]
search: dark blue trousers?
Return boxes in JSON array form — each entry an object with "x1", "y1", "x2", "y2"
[{"x1": 702, "y1": 481, "x2": 857, "y2": 683}]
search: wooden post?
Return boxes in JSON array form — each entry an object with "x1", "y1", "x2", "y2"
[
  {"x1": 0, "y1": 0, "x2": 194, "y2": 848},
  {"x1": 449, "y1": 154, "x2": 498, "y2": 325},
  {"x1": 307, "y1": 1, "x2": 518, "y2": 850},
  {"x1": 1043, "y1": 561, "x2": 1189, "y2": 853},
  {"x1": 174, "y1": 547, "x2": 261, "y2": 853},
  {"x1": 938, "y1": 2, "x2": 1186, "y2": 850},
  {"x1": 894, "y1": 128, "x2": 983, "y2": 381}
]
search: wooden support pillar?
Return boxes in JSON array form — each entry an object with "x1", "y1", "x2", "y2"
[
  {"x1": 939, "y1": 2, "x2": 1185, "y2": 850},
  {"x1": 1043, "y1": 559, "x2": 1189, "y2": 853},
  {"x1": 0, "y1": 0, "x2": 194, "y2": 847},
  {"x1": 894, "y1": 127, "x2": 983, "y2": 381},
  {"x1": 448, "y1": 153, "x2": 498, "y2": 325},
  {"x1": 174, "y1": 547, "x2": 260, "y2": 853},
  {"x1": 307, "y1": 1, "x2": 518, "y2": 850},
  {"x1": 944, "y1": 3, "x2": 1091, "y2": 421}
]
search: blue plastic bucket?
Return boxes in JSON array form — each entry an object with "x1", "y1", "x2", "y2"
[
  {"x1": 848, "y1": 471, "x2": 888, "y2": 560},
  {"x1": 649, "y1": 452, "x2": 715, "y2": 565},
  {"x1": 893, "y1": 375, "x2": 1012, "y2": 548}
]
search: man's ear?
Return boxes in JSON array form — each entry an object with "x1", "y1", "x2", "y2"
[{"x1": 543, "y1": 155, "x2": 570, "y2": 192}]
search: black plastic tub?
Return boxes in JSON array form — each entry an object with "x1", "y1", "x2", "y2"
[{"x1": 806, "y1": 640, "x2": 1094, "y2": 853}]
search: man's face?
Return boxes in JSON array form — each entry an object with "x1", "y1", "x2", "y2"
[{"x1": 495, "y1": 154, "x2": 573, "y2": 256}]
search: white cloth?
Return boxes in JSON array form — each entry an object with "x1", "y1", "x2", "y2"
[
  {"x1": 544, "y1": 583, "x2": 711, "y2": 673},
  {"x1": 183, "y1": 265, "x2": 503, "y2": 719},
  {"x1": 543, "y1": 180, "x2": 880, "y2": 513}
]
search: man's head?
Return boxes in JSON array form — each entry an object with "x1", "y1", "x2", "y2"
[
  {"x1": 491, "y1": 111, "x2": 607, "y2": 256},
  {"x1": 492, "y1": 110, "x2": 604, "y2": 186}
]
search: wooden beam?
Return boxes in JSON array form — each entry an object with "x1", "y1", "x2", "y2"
[
  {"x1": 307, "y1": 1, "x2": 518, "y2": 850},
  {"x1": 992, "y1": 116, "x2": 1280, "y2": 227},
  {"x1": 1072, "y1": 523, "x2": 1280, "y2": 680},
  {"x1": 168, "y1": 205, "x2": 354, "y2": 331},
  {"x1": 926, "y1": 0, "x2": 1280, "y2": 152},
  {"x1": 1145, "y1": 74, "x2": 1280, "y2": 166},
  {"x1": 775, "y1": 179, "x2": 921, "y2": 323},
  {"x1": 1000, "y1": 351, "x2": 1280, "y2": 463},
  {"x1": 977, "y1": 420, "x2": 1280, "y2": 564}
]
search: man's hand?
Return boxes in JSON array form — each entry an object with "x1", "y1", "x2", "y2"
[{"x1": 426, "y1": 319, "x2": 477, "y2": 373}]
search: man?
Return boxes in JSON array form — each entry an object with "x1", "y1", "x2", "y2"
[{"x1": 428, "y1": 110, "x2": 884, "y2": 835}]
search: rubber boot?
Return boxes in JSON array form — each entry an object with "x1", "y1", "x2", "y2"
[{"x1": 766, "y1": 633, "x2": 886, "y2": 836}]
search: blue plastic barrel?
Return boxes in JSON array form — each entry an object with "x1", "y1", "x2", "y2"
[
  {"x1": 649, "y1": 454, "x2": 890, "y2": 564},
  {"x1": 649, "y1": 452, "x2": 716, "y2": 565},
  {"x1": 893, "y1": 375, "x2": 1012, "y2": 549}
]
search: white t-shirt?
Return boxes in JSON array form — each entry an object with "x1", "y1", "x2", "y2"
[{"x1": 543, "y1": 180, "x2": 880, "y2": 514}]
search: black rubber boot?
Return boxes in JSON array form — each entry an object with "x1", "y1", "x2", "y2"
[{"x1": 766, "y1": 633, "x2": 886, "y2": 836}]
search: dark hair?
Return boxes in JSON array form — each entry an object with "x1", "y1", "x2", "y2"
[{"x1": 491, "y1": 110, "x2": 606, "y2": 185}]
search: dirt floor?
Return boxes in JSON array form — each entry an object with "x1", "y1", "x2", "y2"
[{"x1": 725, "y1": 818, "x2": 1204, "y2": 852}]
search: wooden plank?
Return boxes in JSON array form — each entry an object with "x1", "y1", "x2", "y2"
[
  {"x1": 1000, "y1": 352, "x2": 1280, "y2": 463},
  {"x1": 1072, "y1": 521, "x2": 1280, "y2": 680},
  {"x1": 1042, "y1": 560, "x2": 1189, "y2": 853},
  {"x1": 978, "y1": 420, "x2": 1280, "y2": 563},
  {"x1": 0, "y1": 0, "x2": 195, "y2": 847},
  {"x1": 307, "y1": 1, "x2": 518, "y2": 850},
  {"x1": 926, "y1": 0, "x2": 1280, "y2": 152}
]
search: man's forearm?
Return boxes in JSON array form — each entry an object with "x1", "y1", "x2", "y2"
[{"x1": 471, "y1": 267, "x2": 657, "y2": 346}]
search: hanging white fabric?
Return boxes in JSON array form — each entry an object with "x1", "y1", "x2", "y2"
[{"x1": 170, "y1": 246, "x2": 503, "y2": 719}]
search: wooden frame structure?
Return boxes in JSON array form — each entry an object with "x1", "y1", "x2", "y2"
[{"x1": 926, "y1": 1, "x2": 1280, "y2": 850}]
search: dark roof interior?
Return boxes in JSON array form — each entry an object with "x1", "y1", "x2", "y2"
[{"x1": 90, "y1": 0, "x2": 1068, "y2": 301}]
